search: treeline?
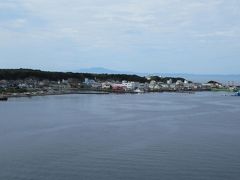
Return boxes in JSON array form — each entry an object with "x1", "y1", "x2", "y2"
[
  {"x1": 0, "y1": 69, "x2": 147, "y2": 82},
  {"x1": 0, "y1": 69, "x2": 186, "y2": 83}
]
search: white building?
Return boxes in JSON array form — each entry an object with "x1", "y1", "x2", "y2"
[
  {"x1": 154, "y1": 84, "x2": 161, "y2": 90},
  {"x1": 139, "y1": 83, "x2": 149, "y2": 91},
  {"x1": 167, "y1": 79, "x2": 173, "y2": 85},
  {"x1": 149, "y1": 80, "x2": 157, "y2": 90},
  {"x1": 102, "y1": 83, "x2": 111, "y2": 89},
  {"x1": 160, "y1": 84, "x2": 169, "y2": 89},
  {"x1": 122, "y1": 81, "x2": 139, "y2": 90},
  {"x1": 84, "y1": 78, "x2": 95, "y2": 85},
  {"x1": 176, "y1": 80, "x2": 183, "y2": 86},
  {"x1": 170, "y1": 84, "x2": 176, "y2": 89},
  {"x1": 91, "y1": 82, "x2": 102, "y2": 89}
]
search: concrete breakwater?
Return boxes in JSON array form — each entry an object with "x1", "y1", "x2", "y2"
[{"x1": 6, "y1": 91, "x2": 110, "y2": 98}]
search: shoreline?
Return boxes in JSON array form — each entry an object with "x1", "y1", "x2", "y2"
[
  {"x1": 6, "y1": 91, "x2": 110, "y2": 98},
  {"x1": 2, "y1": 88, "x2": 237, "y2": 100},
  {"x1": 3, "y1": 89, "x2": 215, "y2": 99}
]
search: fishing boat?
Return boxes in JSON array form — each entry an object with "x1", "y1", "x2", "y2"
[{"x1": 133, "y1": 88, "x2": 144, "y2": 93}]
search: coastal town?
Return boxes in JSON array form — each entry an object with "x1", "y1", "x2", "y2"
[{"x1": 1, "y1": 73, "x2": 240, "y2": 101}]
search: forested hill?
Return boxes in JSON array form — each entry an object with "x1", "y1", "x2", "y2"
[{"x1": 0, "y1": 69, "x2": 185, "y2": 83}]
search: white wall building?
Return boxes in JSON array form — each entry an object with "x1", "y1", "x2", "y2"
[
  {"x1": 84, "y1": 78, "x2": 95, "y2": 85},
  {"x1": 122, "y1": 81, "x2": 139, "y2": 90},
  {"x1": 102, "y1": 83, "x2": 111, "y2": 89},
  {"x1": 167, "y1": 79, "x2": 172, "y2": 85},
  {"x1": 176, "y1": 80, "x2": 183, "y2": 86},
  {"x1": 139, "y1": 83, "x2": 149, "y2": 90},
  {"x1": 149, "y1": 80, "x2": 157, "y2": 90}
]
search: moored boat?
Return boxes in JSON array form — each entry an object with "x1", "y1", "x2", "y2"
[
  {"x1": 233, "y1": 91, "x2": 240, "y2": 96},
  {"x1": 0, "y1": 96, "x2": 8, "y2": 101},
  {"x1": 133, "y1": 88, "x2": 144, "y2": 93}
]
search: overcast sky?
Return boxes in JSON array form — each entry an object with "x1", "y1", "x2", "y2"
[{"x1": 0, "y1": 0, "x2": 240, "y2": 74}]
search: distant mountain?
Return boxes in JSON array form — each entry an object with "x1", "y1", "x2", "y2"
[{"x1": 77, "y1": 67, "x2": 134, "y2": 75}]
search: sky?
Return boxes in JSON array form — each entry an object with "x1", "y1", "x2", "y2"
[{"x1": 0, "y1": 0, "x2": 240, "y2": 74}]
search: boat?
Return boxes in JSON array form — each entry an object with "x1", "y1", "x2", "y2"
[
  {"x1": 233, "y1": 91, "x2": 240, "y2": 96},
  {"x1": 0, "y1": 96, "x2": 8, "y2": 101},
  {"x1": 133, "y1": 89, "x2": 144, "y2": 93}
]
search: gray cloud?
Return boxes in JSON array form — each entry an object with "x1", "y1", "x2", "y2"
[{"x1": 1, "y1": 0, "x2": 240, "y2": 73}]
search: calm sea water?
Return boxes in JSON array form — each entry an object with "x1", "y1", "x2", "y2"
[{"x1": 0, "y1": 92, "x2": 240, "y2": 180}]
